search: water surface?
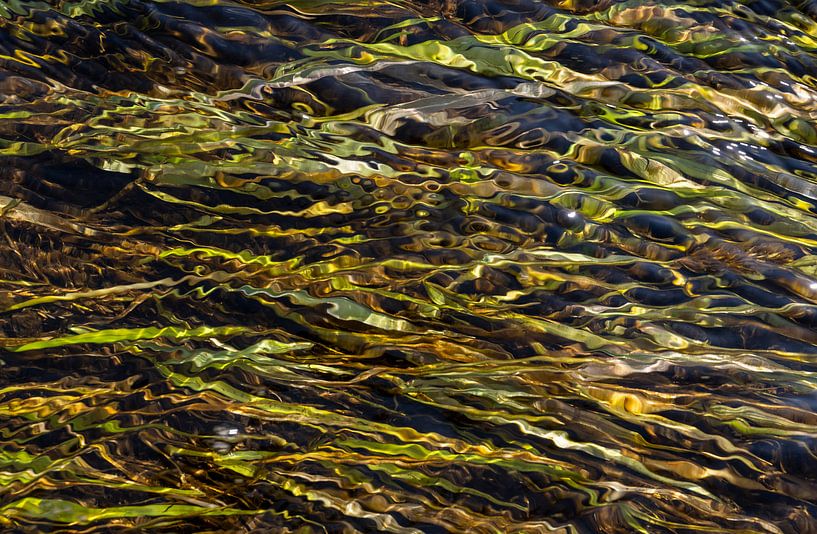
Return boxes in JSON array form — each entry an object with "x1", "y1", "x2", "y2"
[{"x1": 2, "y1": 0, "x2": 817, "y2": 532}]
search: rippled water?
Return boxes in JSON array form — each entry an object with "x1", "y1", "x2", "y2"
[{"x1": 3, "y1": 0, "x2": 817, "y2": 531}]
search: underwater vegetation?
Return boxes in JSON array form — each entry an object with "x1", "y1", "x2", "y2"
[{"x1": 3, "y1": 0, "x2": 817, "y2": 531}]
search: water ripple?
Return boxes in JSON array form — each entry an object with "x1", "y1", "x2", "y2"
[{"x1": 3, "y1": 0, "x2": 817, "y2": 532}]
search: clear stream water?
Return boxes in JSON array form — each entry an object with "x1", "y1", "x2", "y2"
[{"x1": 2, "y1": 0, "x2": 817, "y2": 532}]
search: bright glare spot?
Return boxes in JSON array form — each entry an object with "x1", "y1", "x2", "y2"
[{"x1": 567, "y1": 211, "x2": 577, "y2": 218}]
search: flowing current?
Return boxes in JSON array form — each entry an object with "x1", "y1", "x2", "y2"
[{"x1": 3, "y1": 0, "x2": 817, "y2": 532}]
